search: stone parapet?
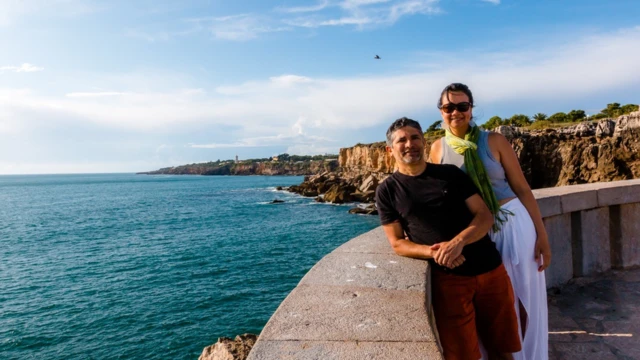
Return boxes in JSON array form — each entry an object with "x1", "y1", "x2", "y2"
[{"x1": 250, "y1": 179, "x2": 640, "y2": 359}]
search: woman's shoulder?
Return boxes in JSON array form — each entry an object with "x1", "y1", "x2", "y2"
[
  {"x1": 484, "y1": 130, "x2": 509, "y2": 148},
  {"x1": 428, "y1": 137, "x2": 444, "y2": 163}
]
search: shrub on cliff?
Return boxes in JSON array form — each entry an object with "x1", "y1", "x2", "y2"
[{"x1": 529, "y1": 120, "x2": 552, "y2": 130}]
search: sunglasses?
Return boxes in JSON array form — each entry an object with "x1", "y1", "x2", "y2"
[{"x1": 440, "y1": 102, "x2": 472, "y2": 114}]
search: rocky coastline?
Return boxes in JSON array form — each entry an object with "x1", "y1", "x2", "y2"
[
  {"x1": 284, "y1": 112, "x2": 640, "y2": 213},
  {"x1": 198, "y1": 112, "x2": 639, "y2": 360},
  {"x1": 139, "y1": 158, "x2": 338, "y2": 176}
]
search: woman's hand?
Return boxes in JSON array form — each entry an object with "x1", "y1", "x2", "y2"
[{"x1": 535, "y1": 234, "x2": 551, "y2": 272}]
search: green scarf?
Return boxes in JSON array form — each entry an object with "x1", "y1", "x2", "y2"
[{"x1": 445, "y1": 125, "x2": 511, "y2": 231}]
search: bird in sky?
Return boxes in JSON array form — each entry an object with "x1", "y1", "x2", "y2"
[{"x1": 374, "y1": 55, "x2": 381, "y2": 59}]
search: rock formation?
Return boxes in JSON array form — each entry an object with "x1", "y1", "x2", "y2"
[
  {"x1": 198, "y1": 334, "x2": 257, "y2": 360},
  {"x1": 290, "y1": 112, "x2": 640, "y2": 207},
  {"x1": 140, "y1": 159, "x2": 338, "y2": 176}
]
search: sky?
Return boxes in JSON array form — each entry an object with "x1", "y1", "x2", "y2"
[{"x1": 1, "y1": 0, "x2": 639, "y2": 174}]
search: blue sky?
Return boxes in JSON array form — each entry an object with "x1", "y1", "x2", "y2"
[{"x1": 1, "y1": 0, "x2": 639, "y2": 174}]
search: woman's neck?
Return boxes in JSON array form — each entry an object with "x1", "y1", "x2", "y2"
[{"x1": 450, "y1": 125, "x2": 470, "y2": 138}]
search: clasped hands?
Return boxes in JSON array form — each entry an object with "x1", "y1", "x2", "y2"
[{"x1": 429, "y1": 238, "x2": 466, "y2": 269}]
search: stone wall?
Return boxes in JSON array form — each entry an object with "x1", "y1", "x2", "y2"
[{"x1": 248, "y1": 179, "x2": 640, "y2": 360}]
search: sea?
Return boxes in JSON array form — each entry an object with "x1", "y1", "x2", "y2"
[{"x1": 0, "y1": 174, "x2": 380, "y2": 359}]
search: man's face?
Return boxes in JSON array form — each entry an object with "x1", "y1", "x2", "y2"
[{"x1": 387, "y1": 126, "x2": 425, "y2": 164}]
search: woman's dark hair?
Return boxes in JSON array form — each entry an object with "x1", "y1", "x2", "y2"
[{"x1": 437, "y1": 83, "x2": 474, "y2": 109}]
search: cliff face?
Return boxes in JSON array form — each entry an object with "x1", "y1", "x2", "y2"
[
  {"x1": 141, "y1": 160, "x2": 338, "y2": 176},
  {"x1": 338, "y1": 112, "x2": 640, "y2": 190}
]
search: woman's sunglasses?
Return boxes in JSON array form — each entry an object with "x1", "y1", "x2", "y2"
[{"x1": 440, "y1": 102, "x2": 472, "y2": 114}]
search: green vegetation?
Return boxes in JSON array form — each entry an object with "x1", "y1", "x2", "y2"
[
  {"x1": 479, "y1": 102, "x2": 638, "y2": 130},
  {"x1": 424, "y1": 120, "x2": 445, "y2": 139}
]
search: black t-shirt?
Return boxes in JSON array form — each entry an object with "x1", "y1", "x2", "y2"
[{"x1": 375, "y1": 163, "x2": 501, "y2": 276}]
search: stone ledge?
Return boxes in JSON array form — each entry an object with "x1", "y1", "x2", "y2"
[
  {"x1": 533, "y1": 179, "x2": 640, "y2": 215},
  {"x1": 299, "y1": 252, "x2": 428, "y2": 291},
  {"x1": 248, "y1": 340, "x2": 442, "y2": 360},
  {"x1": 258, "y1": 285, "x2": 435, "y2": 342},
  {"x1": 332, "y1": 227, "x2": 396, "y2": 254}
]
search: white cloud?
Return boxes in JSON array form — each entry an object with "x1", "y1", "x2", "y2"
[
  {"x1": 187, "y1": 14, "x2": 291, "y2": 41},
  {"x1": 276, "y1": 0, "x2": 330, "y2": 13},
  {"x1": 481, "y1": 0, "x2": 500, "y2": 4},
  {"x1": 66, "y1": 91, "x2": 129, "y2": 98},
  {"x1": 286, "y1": 0, "x2": 440, "y2": 29},
  {"x1": 191, "y1": 133, "x2": 335, "y2": 149},
  {"x1": 0, "y1": 63, "x2": 44, "y2": 73},
  {"x1": 0, "y1": 0, "x2": 101, "y2": 26},
  {"x1": 270, "y1": 75, "x2": 313, "y2": 86},
  {"x1": 2, "y1": 27, "x2": 640, "y2": 150}
]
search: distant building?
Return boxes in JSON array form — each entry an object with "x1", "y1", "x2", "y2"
[
  {"x1": 235, "y1": 155, "x2": 239, "y2": 164},
  {"x1": 271, "y1": 156, "x2": 279, "y2": 162}
]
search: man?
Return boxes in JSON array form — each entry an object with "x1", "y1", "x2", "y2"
[{"x1": 375, "y1": 117, "x2": 521, "y2": 360}]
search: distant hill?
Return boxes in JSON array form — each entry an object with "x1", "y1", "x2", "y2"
[{"x1": 138, "y1": 153, "x2": 339, "y2": 176}]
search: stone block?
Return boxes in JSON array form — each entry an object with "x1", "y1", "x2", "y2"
[
  {"x1": 533, "y1": 192, "x2": 562, "y2": 217},
  {"x1": 544, "y1": 214, "x2": 573, "y2": 288},
  {"x1": 334, "y1": 227, "x2": 396, "y2": 254},
  {"x1": 616, "y1": 203, "x2": 640, "y2": 267},
  {"x1": 597, "y1": 181, "x2": 640, "y2": 206},
  {"x1": 300, "y1": 252, "x2": 428, "y2": 291},
  {"x1": 572, "y1": 207, "x2": 610, "y2": 276},
  {"x1": 561, "y1": 189, "x2": 598, "y2": 213},
  {"x1": 248, "y1": 340, "x2": 443, "y2": 360},
  {"x1": 258, "y1": 285, "x2": 436, "y2": 342}
]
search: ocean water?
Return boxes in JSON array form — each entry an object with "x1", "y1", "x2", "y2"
[{"x1": 0, "y1": 174, "x2": 380, "y2": 360}]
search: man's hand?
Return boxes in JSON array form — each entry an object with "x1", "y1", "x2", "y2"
[
  {"x1": 535, "y1": 234, "x2": 552, "y2": 272},
  {"x1": 431, "y1": 239, "x2": 465, "y2": 269}
]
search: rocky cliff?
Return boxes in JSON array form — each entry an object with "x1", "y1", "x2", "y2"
[
  {"x1": 338, "y1": 112, "x2": 640, "y2": 190},
  {"x1": 139, "y1": 159, "x2": 338, "y2": 176}
]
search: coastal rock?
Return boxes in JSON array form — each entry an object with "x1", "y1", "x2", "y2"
[
  {"x1": 323, "y1": 184, "x2": 356, "y2": 204},
  {"x1": 270, "y1": 199, "x2": 284, "y2": 204},
  {"x1": 348, "y1": 204, "x2": 378, "y2": 215},
  {"x1": 596, "y1": 119, "x2": 615, "y2": 138},
  {"x1": 614, "y1": 111, "x2": 640, "y2": 136},
  {"x1": 335, "y1": 112, "x2": 640, "y2": 191},
  {"x1": 351, "y1": 190, "x2": 376, "y2": 203},
  {"x1": 494, "y1": 125, "x2": 518, "y2": 140},
  {"x1": 574, "y1": 122, "x2": 594, "y2": 137},
  {"x1": 198, "y1": 334, "x2": 257, "y2": 360},
  {"x1": 358, "y1": 175, "x2": 379, "y2": 193}
]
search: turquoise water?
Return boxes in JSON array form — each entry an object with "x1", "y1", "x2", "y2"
[{"x1": 0, "y1": 174, "x2": 379, "y2": 359}]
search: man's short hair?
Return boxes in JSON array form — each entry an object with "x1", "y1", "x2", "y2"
[{"x1": 386, "y1": 117, "x2": 423, "y2": 146}]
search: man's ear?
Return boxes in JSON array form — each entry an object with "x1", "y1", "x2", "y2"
[{"x1": 386, "y1": 145, "x2": 392, "y2": 153}]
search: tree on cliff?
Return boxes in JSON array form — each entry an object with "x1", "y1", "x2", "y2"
[
  {"x1": 621, "y1": 104, "x2": 639, "y2": 114},
  {"x1": 532, "y1": 113, "x2": 547, "y2": 122},
  {"x1": 567, "y1": 109, "x2": 587, "y2": 122},
  {"x1": 481, "y1": 116, "x2": 503, "y2": 130},
  {"x1": 601, "y1": 103, "x2": 622, "y2": 117},
  {"x1": 548, "y1": 112, "x2": 568, "y2": 123},
  {"x1": 426, "y1": 120, "x2": 442, "y2": 132},
  {"x1": 506, "y1": 114, "x2": 531, "y2": 127}
]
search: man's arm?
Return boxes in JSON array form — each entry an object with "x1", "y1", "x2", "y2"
[
  {"x1": 433, "y1": 194, "x2": 494, "y2": 268},
  {"x1": 382, "y1": 221, "x2": 466, "y2": 268},
  {"x1": 382, "y1": 221, "x2": 435, "y2": 259}
]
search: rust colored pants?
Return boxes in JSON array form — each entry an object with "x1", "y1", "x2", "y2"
[{"x1": 432, "y1": 264, "x2": 521, "y2": 360}]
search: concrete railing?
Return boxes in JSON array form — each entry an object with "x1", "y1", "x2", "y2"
[{"x1": 248, "y1": 179, "x2": 640, "y2": 360}]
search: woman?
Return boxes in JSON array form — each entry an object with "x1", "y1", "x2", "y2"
[{"x1": 429, "y1": 83, "x2": 551, "y2": 360}]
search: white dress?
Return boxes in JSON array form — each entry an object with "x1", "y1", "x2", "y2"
[{"x1": 440, "y1": 135, "x2": 548, "y2": 359}]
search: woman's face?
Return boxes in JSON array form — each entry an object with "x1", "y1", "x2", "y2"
[{"x1": 440, "y1": 91, "x2": 473, "y2": 131}]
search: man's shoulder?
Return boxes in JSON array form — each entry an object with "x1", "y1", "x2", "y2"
[{"x1": 377, "y1": 173, "x2": 398, "y2": 192}]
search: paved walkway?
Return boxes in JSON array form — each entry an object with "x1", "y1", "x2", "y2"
[{"x1": 548, "y1": 268, "x2": 640, "y2": 359}]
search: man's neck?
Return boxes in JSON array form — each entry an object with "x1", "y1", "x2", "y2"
[{"x1": 397, "y1": 161, "x2": 427, "y2": 176}]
